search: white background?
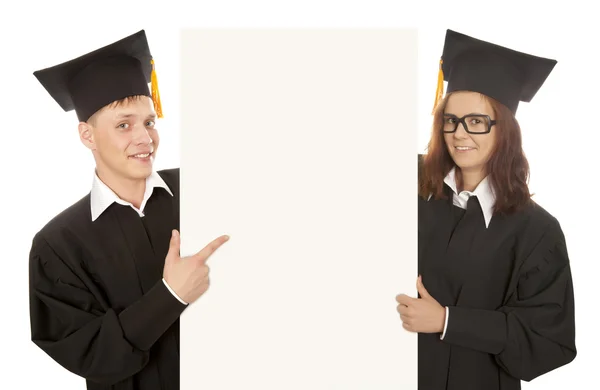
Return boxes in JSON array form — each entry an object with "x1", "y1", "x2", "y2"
[
  {"x1": 1, "y1": 1, "x2": 597, "y2": 389},
  {"x1": 179, "y1": 29, "x2": 418, "y2": 389}
]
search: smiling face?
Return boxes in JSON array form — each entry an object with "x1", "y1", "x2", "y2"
[
  {"x1": 442, "y1": 91, "x2": 497, "y2": 177},
  {"x1": 79, "y1": 95, "x2": 159, "y2": 182}
]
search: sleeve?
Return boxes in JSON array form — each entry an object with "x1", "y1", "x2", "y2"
[
  {"x1": 163, "y1": 278, "x2": 188, "y2": 305},
  {"x1": 440, "y1": 306, "x2": 449, "y2": 340},
  {"x1": 29, "y1": 235, "x2": 188, "y2": 385},
  {"x1": 440, "y1": 218, "x2": 577, "y2": 381}
]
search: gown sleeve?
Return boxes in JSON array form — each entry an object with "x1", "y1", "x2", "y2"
[
  {"x1": 440, "y1": 217, "x2": 577, "y2": 381},
  {"x1": 29, "y1": 234, "x2": 188, "y2": 385}
]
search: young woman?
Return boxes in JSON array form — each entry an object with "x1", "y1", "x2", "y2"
[{"x1": 396, "y1": 30, "x2": 577, "y2": 390}]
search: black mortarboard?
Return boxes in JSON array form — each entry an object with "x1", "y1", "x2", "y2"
[
  {"x1": 34, "y1": 29, "x2": 162, "y2": 122},
  {"x1": 432, "y1": 29, "x2": 557, "y2": 114}
]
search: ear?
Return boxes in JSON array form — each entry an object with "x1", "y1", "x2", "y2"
[{"x1": 78, "y1": 121, "x2": 96, "y2": 150}]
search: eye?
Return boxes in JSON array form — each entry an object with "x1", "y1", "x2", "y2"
[
  {"x1": 117, "y1": 123, "x2": 129, "y2": 129},
  {"x1": 145, "y1": 120, "x2": 155, "y2": 127},
  {"x1": 469, "y1": 118, "x2": 481, "y2": 124},
  {"x1": 445, "y1": 117, "x2": 456, "y2": 124}
]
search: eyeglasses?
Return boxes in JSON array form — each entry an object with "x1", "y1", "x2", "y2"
[{"x1": 442, "y1": 114, "x2": 496, "y2": 134}]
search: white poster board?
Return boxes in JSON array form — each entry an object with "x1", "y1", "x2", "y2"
[{"x1": 180, "y1": 29, "x2": 418, "y2": 389}]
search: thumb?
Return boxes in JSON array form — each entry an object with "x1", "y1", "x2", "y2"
[
  {"x1": 417, "y1": 275, "x2": 431, "y2": 299},
  {"x1": 166, "y1": 230, "x2": 181, "y2": 262}
]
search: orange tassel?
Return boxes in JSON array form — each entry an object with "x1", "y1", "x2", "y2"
[
  {"x1": 432, "y1": 59, "x2": 444, "y2": 114},
  {"x1": 151, "y1": 59, "x2": 163, "y2": 118}
]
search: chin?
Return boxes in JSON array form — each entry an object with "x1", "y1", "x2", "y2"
[
  {"x1": 450, "y1": 154, "x2": 479, "y2": 171},
  {"x1": 455, "y1": 161, "x2": 485, "y2": 173},
  {"x1": 126, "y1": 164, "x2": 153, "y2": 180},
  {"x1": 137, "y1": 166, "x2": 153, "y2": 177}
]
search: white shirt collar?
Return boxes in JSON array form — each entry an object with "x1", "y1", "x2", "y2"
[
  {"x1": 443, "y1": 167, "x2": 496, "y2": 228},
  {"x1": 90, "y1": 170, "x2": 174, "y2": 221}
]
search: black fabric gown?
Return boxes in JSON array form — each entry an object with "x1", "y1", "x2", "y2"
[
  {"x1": 29, "y1": 168, "x2": 186, "y2": 390},
  {"x1": 417, "y1": 157, "x2": 576, "y2": 390}
]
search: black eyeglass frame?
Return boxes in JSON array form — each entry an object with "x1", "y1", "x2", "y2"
[{"x1": 442, "y1": 114, "x2": 497, "y2": 134}]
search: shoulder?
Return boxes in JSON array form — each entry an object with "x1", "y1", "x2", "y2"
[
  {"x1": 515, "y1": 200, "x2": 569, "y2": 273},
  {"x1": 35, "y1": 194, "x2": 91, "y2": 238},
  {"x1": 157, "y1": 167, "x2": 179, "y2": 177},
  {"x1": 31, "y1": 194, "x2": 91, "y2": 255},
  {"x1": 518, "y1": 200, "x2": 564, "y2": 239},
  {"x1": 157, "y1": 167, "x2": 180, "y2": 190}
]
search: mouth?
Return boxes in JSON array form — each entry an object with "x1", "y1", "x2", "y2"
[
  {"x1": 454, "y1": 146, "x2": 476, "y2": 152},
  {"x1": 129, "y1": 151, "x2": 154, "y2": 162}
]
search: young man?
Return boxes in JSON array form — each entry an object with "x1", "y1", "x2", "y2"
[{"x1": 29, "y1": 30, "x2": 228, "y2": 390}]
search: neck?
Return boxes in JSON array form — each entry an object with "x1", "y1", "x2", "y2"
[
  {"x1": 96, "y1": 167, "x2": 146, "y2": 209},
  {"x1": 457, "y1": 167, "x2": 485, "y2": 192}
]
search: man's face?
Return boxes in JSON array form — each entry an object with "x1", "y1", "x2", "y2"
[{"x1": 83, "y1": 96, "x2": 159, "y2": 181}]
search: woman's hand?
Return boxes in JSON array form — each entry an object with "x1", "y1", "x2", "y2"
[{"x1": 396, "y1": 275, "x2": 446, "y2": 333}]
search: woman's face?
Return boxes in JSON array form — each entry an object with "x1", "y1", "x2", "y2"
[{"x1": 443, "y1": 91, "x2": 497, "y2": 175}]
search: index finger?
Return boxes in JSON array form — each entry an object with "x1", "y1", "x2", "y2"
[{"x1": 195, "y1": 235, "x2": 230, "y2": 263}]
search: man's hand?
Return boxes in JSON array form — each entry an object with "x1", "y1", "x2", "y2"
[
  {"x1": 396, "y1": 275, "x2": 445, "y2": 333},
  {"x1": 163, "y1": 229, "x2": 229, "y2": 304}
]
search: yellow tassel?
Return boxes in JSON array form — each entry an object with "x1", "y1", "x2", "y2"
[
  {"x1": 432, "y1": 58, "x2": 444, "y2": 114},
  {"x1": 150, "y1": 59, "x2": 163, "y2": 118}
]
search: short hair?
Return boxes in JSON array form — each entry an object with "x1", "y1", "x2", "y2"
[{"x1": 85, "y1": 95, "x2": 148, "y2": 126}]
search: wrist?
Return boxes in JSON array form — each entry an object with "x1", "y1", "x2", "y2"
[
  {"x1": 162, "y1": 278, "x2": 188, "y2": 305},
  {"x1": 440, "y1": 306, "x2": 446, "y2": 333}
]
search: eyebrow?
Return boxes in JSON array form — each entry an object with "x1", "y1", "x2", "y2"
[
  {"x1": 444, "y1": 112, "x2": 487, "y2": 116},
  {"x1": 116, "y1": 113, "x2": 135, "y2": 119},
  {"x1": 115, "y1": 113, "x2": 157, "y2": 120}
]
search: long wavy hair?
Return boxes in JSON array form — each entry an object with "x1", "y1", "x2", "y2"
[{"x1": 418, "y1": 92, "x2": 532, "y2": 215}]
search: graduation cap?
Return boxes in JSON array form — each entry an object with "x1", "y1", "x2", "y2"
[
  {"x1": 34, "y1": 29, "x2": 162, "y2": 122},
  {"x1": 432, "y1": 29, "x2": 557, "y2": 114}
]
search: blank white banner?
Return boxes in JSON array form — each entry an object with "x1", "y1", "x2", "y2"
[{"x1": 180, "y1": 29, "x2": 418, "y2": 389}]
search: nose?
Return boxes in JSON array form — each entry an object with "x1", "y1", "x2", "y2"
[
  {"x1": 132, "y1": 123, "x2": 153, "y2": 145},
  {"x1": 453, "y1": 121, "x2": 469, "y2": 138}
]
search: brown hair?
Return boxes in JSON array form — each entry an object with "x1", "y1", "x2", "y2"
[
  {"x1": 86, "y1": 95, "x2": 148, "y2": 126},
  {"x1": 418, "y1": 92, "x2": 532, "y2": 215}
]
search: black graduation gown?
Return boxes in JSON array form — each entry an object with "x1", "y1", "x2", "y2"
[
  {"x1": 417, "y1": 160, "x2": 576, "y2": 390},
  {"x1": 29, "y1": 168, "x2": 186, "y2": 390}
]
